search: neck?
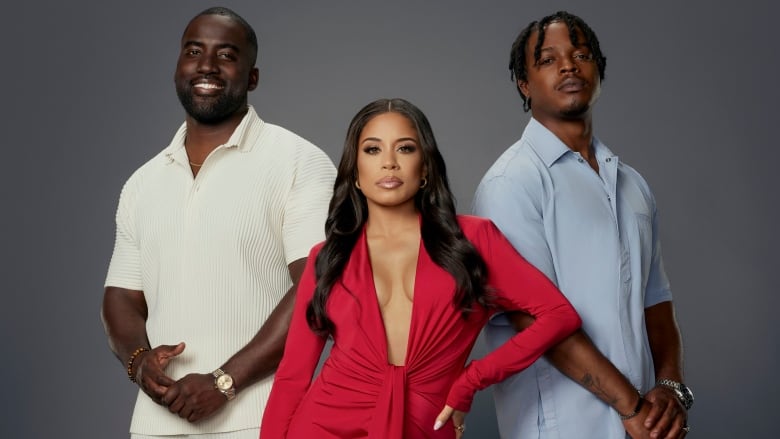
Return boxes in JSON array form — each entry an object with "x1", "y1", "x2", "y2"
[
  {"x1": 184, "y1": 106, "x2": 249, "y2": 161},
  {"x1": 365, "y1": 203, "x2": 419, "y2": 238},
  {"x1": 534, "y1": 113, "x2": 595, "y2": 159}
]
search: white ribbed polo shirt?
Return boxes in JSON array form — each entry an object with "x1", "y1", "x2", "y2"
[{"x1": 105, "y1": 106, "x2": 335, "y2": 436}]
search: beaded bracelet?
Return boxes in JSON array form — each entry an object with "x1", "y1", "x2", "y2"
[
  {"x1": 126, "y1": 347, "x2": 149, "y2": 383},
  {"x1": 619, "y1": 395, "x2": 645, "y2": 421}
]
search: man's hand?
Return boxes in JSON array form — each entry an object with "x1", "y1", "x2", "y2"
[
  {"x1": 162, "y1": 372, "x2": 228, "y2": 423},
  {"x1": 643, "y1": 386, "x2": 688, "y2": 438},
  {"x1": 622, "y1": 398, "x2": 653, "y2": 439},
  {"x1": 134, "y1": 342, "x2": 185, "y2": 405}
]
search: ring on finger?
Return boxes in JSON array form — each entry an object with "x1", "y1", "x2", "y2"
[{"x1": 454, "y1": 424, "x2": 466, "y2": 433}]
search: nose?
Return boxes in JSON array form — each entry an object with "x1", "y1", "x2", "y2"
[
  {"x1": 197, "y1": 52, "x2": 219, "y2": 74},
  {"x1": 559, "y1": 56, "x2": 579, "y2": 74},
  {"x1": 382, "y1": 152, "x2": 399, "y2": 170}
]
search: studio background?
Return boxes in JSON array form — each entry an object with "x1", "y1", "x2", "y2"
[{"x1": 1, "y1": 1, "x2": 776, "y2": 437}]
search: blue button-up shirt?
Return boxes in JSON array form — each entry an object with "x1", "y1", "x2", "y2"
[{"x1": 473, "y1": 118, "x2": 673, "y2": 439}]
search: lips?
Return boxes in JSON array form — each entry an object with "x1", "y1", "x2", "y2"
[
  {"x1": 191, "y1": 79, "x2": 225, "y2": 95},
  {"x1": 557, "y1": 77, "x2": 587, "y2": 92},
  {"x1": 376, "y1": 176, "x2": 403, "y2": 189}
]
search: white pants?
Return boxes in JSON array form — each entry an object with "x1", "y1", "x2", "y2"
[{"x1": 131, "y1": 429, "x2": 259, "y2": 439}]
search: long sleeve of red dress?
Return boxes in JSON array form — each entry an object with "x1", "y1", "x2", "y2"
[
  {"x1": 260, "y1": 216, "x2": 580, "y2": 439},
  {"x1": 444, "y1": 217, "x2": 581, "y2": 411}
]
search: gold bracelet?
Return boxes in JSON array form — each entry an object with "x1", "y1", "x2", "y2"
[{"x1": 126, "y1": 347, "x2": 149, "y2": 383}]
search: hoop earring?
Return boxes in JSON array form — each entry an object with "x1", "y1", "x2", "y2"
[
  {"x1": 355, "y1": 179, "x2": 361, "y2": 190},
  {"x1": 420, "y1": 178, "x2": 428, "y2": 189}
]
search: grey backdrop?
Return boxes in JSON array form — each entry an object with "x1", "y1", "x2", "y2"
[{"x1": 2, "y1": 0, "x2": 777, "y2": 437}]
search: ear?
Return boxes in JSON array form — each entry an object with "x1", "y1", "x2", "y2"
[
  {"x1": 248, "y1": 67, "x2": 259, "y2": 91},
  {"x1": 517, "y1": 79, "x2": 530, "y2": 100}
]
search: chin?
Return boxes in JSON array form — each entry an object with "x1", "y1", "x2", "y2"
[{"x1": 560, "y1": 102, "x2": 590, "y2": 119}]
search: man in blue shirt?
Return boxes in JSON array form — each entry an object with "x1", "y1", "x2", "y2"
[{"x1": 474, "y1": 11, "x2": 692, "y2": 439}]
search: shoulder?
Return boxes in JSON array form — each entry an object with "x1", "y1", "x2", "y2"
[
  {"x1": 311, "y1": 240, "x2": 326, "y2": 254},
  {"x1": 619, "y1": 161, "x2": 651, "y2": 188},
  {"x1": 474, "y1": 140, "x2": 547, "y2": 218},
  {"x1": 457, "y1": 215, "x2": 500, "y2": 239},
  {"x1": 263, "y1": 123, "x2": 329, "y2": 155},
  {"x1": 478, "y1": 139, "x2": 545, "y2": 194},
  {"x1": 119, "y1": 148, "x2": 172, "y2": 195},
  {"x1": 259, "y1": 124, "x2": 335, "y2": 172},
  {"x1": 618, "y1": 160, "x2": 657, "y2": 206},
  {"x1": 304, "y1": 240, "x2": 327, "y2": 261}
]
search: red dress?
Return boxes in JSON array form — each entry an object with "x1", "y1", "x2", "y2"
[{"x1": 261, "y1": 216, "x2": 580, "y2": 438}]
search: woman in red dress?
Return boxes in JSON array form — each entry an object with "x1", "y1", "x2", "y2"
[{"x1": 260, "y1": 98, "x2": 581, "y2": 438}]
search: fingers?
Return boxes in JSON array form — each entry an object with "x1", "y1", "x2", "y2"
[
  {"x1": 157, "y1": 342, "x2": 186, "y2": 368},
  {"x1": 451, "y1": 410, "x2": 466, "y2": 427},
  {"x1": 643, "y1": 397, "x2": 664, "y2": 428},
  {"x1": 651, "y1": 405, "x2": 677, "y2": 438},
  {"x1": 647, "y1": 398, "x2": 685, "y2": 438},
  {"x1": 433, "y1": 405, "x2": 454, "y2": 430},
  {"x1": 452, "y1": 410, "x2": 467, "y2": 438},
  {"x1": 660, "y1": 416, "x2": 687, "y2": 439}
]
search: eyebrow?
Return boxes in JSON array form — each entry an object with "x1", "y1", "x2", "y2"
[
  {"x1": 360, "y1": 137, "x2": 418, "y2": 144},
  {"x1": 182, "y1": 40, "x2": 241, "y2": 53}
]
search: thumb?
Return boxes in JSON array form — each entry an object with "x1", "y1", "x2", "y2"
[
  {"x1": 433, "y1": 405, "x2": 454, "y2": 430},
  {"x1": 160, "y1": 342, "x2": 186, "y2": 357},
  {"x1": 157, "y1": 342, "x2": 185, "y2": 367}
]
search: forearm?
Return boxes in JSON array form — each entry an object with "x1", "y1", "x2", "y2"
[
  {"x1": 508, "y1": 312, "x2": 640, "y2": 415},
  {"x1": 101, "y1": 287, "x2": 150, "y2": 365},
  {"x1": 645, "y1": 301, "x2": 684, "y2": 381},
  {"x1": 220, "y1": 257, "x2": 306, "y2": 393},
  {"x1": 220, "y1": 285, "x2": 295, "y2": 392}
]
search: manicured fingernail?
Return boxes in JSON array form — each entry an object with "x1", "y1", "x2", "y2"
[{"x1": 433, "y1": 420, "x2": 443, "y2": 430}]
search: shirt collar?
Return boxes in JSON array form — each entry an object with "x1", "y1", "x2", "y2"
[
  {"x1": 523, "y1": 117, "x2": 615, "y2": 167},
  {"x1": 164, "y1": 105, "x2": 265, "y2": 159}
]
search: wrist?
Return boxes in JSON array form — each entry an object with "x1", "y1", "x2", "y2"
[
  {"x1": 126, "y1": 347, "x2": 149, "y2": 383},
  {"x1": 212, "y1": 368, "x2": 236, "y2": 401},
  {"x1": 618, "y1": 392, "x2": 644, "y2": 421},
  {"x1": 656, "y1": 378, "x2": 694, "y2": 410}
]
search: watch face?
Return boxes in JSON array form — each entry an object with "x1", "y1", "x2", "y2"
[
  {"x1": 680, "y1": 385, "x2": 694, "y2": 409},
  {"x1": 216, "y1": 373, "x2": 234, "y2": 390}
]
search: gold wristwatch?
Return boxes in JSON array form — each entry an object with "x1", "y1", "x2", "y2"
[{"x1": 212, "y1": 368, "x2": 236, "y2": 401}]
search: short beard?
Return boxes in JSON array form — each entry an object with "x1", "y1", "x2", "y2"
[
  {"x1": 176, "y1": 85, "x2": 246, "y2": 125},
  {"x1": 559, "y1": 100, "x2": 590, "y2": 119}
]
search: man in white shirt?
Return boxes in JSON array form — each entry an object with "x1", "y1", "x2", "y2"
[{"x1": 101, "y1": 7, "x2": 336, "y2": 438}]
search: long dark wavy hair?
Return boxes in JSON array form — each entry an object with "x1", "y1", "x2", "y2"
[{"x1": 306, "y1": 98, "x2": 491, "y2": 335}]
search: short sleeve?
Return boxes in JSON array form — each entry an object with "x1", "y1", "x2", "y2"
[
  {"x1": 644, "y1": 205, "x2": 673, "y2": 307},
  {"x1": 104, "y1": 178, "x2": 143, "y2": 290},
  {"x1": 282, "y1": 143, "x2": 336, "y2": 264}
]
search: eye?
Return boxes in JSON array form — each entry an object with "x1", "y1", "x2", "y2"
[
  {"x1": 362, "y1": 145, "x2": 380, "y2": 155},
  {"x1": 574, "y1": 52, "x2": 593, "y2": 61},
  {"x1": 186, "y1": 48, "x2": 201, "y2": 56},
  {"x1": 397, "y1": 144, "x2": 417, "y2": 153},
  {"x1": 537, "y1": 57, "x2": 555, "y2": 66},
  {"x1": 218, "y1": 52, "x2": 237, "y2": 60}
]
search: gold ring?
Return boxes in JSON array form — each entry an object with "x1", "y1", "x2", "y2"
[{"x1": 454, "y1": 424, "x2": 466, "y2": 433}]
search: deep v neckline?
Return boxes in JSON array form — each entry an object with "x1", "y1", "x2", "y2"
[{"x1": 362, "y1": 227, "x2": 423, "y2": 367}]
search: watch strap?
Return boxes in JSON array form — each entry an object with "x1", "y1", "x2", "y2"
[
  {"x1": 212, "y1": 368, "x2": 236, "y2": 401},
  {"x1": 656, "y1": 378, "x2": 693, "y2": 410}
]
